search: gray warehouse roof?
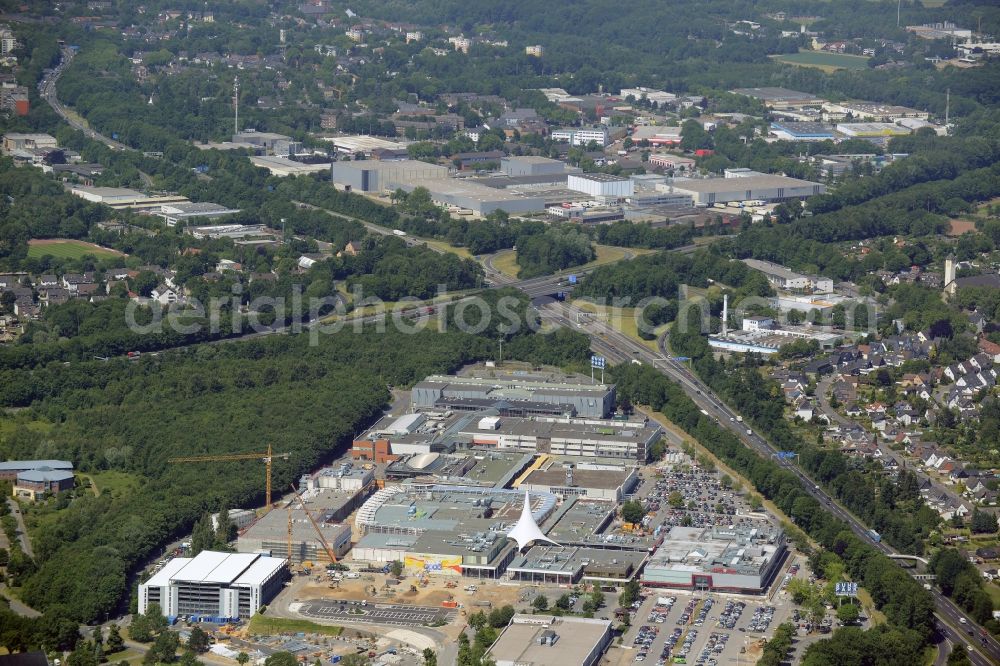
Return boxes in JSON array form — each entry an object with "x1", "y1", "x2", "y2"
[{"x1": 668, "y1": 174, "x2": 823, "y2": 192}]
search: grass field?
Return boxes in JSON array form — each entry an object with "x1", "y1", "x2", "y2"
[
  {"x1": 571, "y1": 301, "x2": 666, "y2": 352},
  {"x1": 772, "y1": 49, "x2": 870, "y2": 72},
  {"x1": 89, "y1": 471, "x2": 141, "y2": 498},
  {"x1": 491, "y1": 244, "x2": 641, "y2": 279},
  {"x1": 248, "y1": 614, "x2": 344, "y2": 636},
  {"x1": 28, "y1": 238, "x2": 125, "y2": 260}
]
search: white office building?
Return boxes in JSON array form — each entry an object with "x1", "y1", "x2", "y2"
[
  {"x1": 551, "y1": 127, "x2": 610, "y2": 147},
  {"x1": 138, "y1": 551, "x2": 287, "y2": 621}
]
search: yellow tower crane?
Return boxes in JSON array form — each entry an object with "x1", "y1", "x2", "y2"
[
  {"x1": 168, "y1": 444, "x2": 291, "y2": 512},
  {"x1": 290, "y1": 484, "x2": 339, "y2": 565}
]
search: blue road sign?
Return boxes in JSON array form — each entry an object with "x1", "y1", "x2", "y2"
[
  {"x1": 835, "y1": 582, "x2": 858, "y2": 597},
  {"x1": 591, "y1": 355, "x2": 606, "y2": 369}
]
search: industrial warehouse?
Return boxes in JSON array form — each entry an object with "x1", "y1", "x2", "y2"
[
  {"x1": 660, "y1": 172, "x2": 826, "y2": 206},
  {"x1": 139, "y1": 551, "x2": 288, "y2": 621}
]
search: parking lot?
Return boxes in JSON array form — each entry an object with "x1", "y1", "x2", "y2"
[
  {"x1": 624, "y1": 589, "x2": 795, "y2": 666},
  {"x1": 630, "y1": 461, "x2": 754, "y2": 535},
  {"x1": 295, "y1": 599, "x2": 456, "y2": 627}
]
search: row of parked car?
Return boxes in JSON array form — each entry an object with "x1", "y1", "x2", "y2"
[
  {"x1": 695, "y1": 632, "x2": 728, "y2": 665},
  {"x1": 747, "y1": 606, "x2": 776, "y2": 633},
  {"x1": 716, "y1": 600, "x2": 745, "y2": 629},
  {"x1": 676, "y1": 597, "x2": 701, "y2": 626}
]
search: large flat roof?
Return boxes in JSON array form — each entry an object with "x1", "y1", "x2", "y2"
[
  {"x1": 489, "y1": 615, "x2": 611, "y2": 666},
  {"x1": 668, "y1": 174, "x2": 822, "y2": 192},
  {"x1": 0, "y1": 460, "x2": 73, "y2": 471},
  {"x1": 523, "y1": 464, "x2": 632, "y2": 491},
  {"x1": 149, "y1": 551, "x2": 286, "y2": 586},
  {"x1": 731, "y1": 87, "x2": 823, "y2": 103}
]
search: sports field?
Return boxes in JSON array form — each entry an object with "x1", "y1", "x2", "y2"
[
  {"x1": 27, "y1": 238, "x2": 126, "y2": 260},
  {"x1": 772, "y1": 49, "x2": 870, "y2": 72}
]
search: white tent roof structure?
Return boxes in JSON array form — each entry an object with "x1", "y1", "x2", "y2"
[{"x1": 507, "y1": 490, "x2": 559, "y2": 551}]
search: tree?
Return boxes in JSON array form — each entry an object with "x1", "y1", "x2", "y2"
[
  {"x1": 187, "y1": 626, "x2": 210, "y2": 654},
  {"x1": 621, "y1": 500, "x2": 645, "y2": 524},
  {"x1": 128, "y1": 614, "x2": 153, "y2": 643},
  {"x1": 106, "y1": 624, "x2": 124, "y2": 655},
  {"x1": 215, "y1": 508, "x2": 237, "y2": 545},
  {"x1": 836, "y1": 602, "x2": 860, "y2": 625},
  {"x1": 531, "y1": 594, "x2": 548, "y2": 611},
  {"x1": 422, "y1": 648, "x2": 437, "y2": 666},
  {"x1": 970, "y1": 509, "x2": 998, "y2": 534},
  {"x1": 237, "y1": 653, "x2": 250, "y2": 666},
  {"x1": 487, "y1": 605, "x2": 515, "y2": 628},
  {"x1": 389, "y1": 560, "x2": 404, "y2": 578},
  {"x1": 619, "y1": 580, "x2": 641, "y2": 608},
  {"x1": 667, "y1": 491, "x2": 684, "y2": 508},
  {"x1": 555, "y1": 593, "x2": 572, "y2": 610},
  {"x1": 67, "y1": 641, "x2": 99, "y2": 666},
  {"x1": 190, "y1": 514, "x2": 215, "y2": 556},
  {"x1": 179, "y1": 651, "x2": 201, "y2": 666},
  {"x1": 948, "y1": 645, "x2": 972, "y2": 666},
  {"x1": 153, "y1": 630, "x2": 179, "y2": 663},
  {"x1": 264, "y1": 652, "x2": 298, "y2": 666}
]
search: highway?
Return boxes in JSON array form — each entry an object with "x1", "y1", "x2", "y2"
[
  {"x1": 531, "y1": 296, "x2": 999, "y2": 665},
  {"x1": 39, "y1": 46, "x2": 128, "y2": 151}
]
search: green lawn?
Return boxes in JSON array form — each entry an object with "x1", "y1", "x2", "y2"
[
  {"x1": 89, "y1": 471, "x2": 141, "y2": 498},
  {"x1": 248, "y1": 614, "x2": 344, "y2": 636},
  {"x1": 27, "y1": 239, "x2": 124, "y2": 260},
  {"x1": 772, "y1": 49, "x2": 870, "y2": 72},
  {"x1": 491, "y1": 243, "x2": 639, "y2": 279}
]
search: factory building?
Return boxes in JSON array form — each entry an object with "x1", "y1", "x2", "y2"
[
  {"x1": 70, "y1": 186, "x2": 190, "y2": 211},
  {"x1": 489, "y1": 615, "x2": 613, "y2": 666},
  {"x1": 139, "y1": 551, "x2": 288, "y2": 621},
  {"x1": 250, "y1": 156, "x2": 332, "y2": 177},
  {"x1": 500, "y1": 156, "x2": 571, "y2": 177},
  {"x1": 730, "y1": 87, "x2": 825, "y2": 109},
  {"x1": 231, "y1": 131, "x2": 292, "y2": 154},
  {"x1": 323, "y1": 135, "x2": 410, "y2": 157},
  {"x1": 661, "y1": 175, "x2": 825, "y2": 206},
  {"x1": 742, "y1": 258, "x2": 833, "y2": 293},
  {"x1": 642, "y1": 524, "x2": 786, "y2": 594},
  {"x1": 769, "y1": 121, "x2": 836, "y2": 141},
  {"x1": 155, "y1": 202, "x2": 242, "y2": 227},
  {"x1": 330, "y1": 159, "x2": 449, "y2": 193},
  {"x1": 647, "y1": 154, "x2": 696, "y2": 172},
  {"x1": 411, "y1": 374, "x2": 616, "y2": 418},
  {"x1": 835, "y1": 123, "x2": 911, "y2": 138},
  {"x1": 567, "y1": 173, "x2": 634, "y2": 198},
  {"x1": 399, "y1": 178, "x2": 546, "y2": 216}
]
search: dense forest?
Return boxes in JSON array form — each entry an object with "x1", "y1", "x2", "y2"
[{"x1": 0, "y1": 292, "x2": 590, "y2": 622}]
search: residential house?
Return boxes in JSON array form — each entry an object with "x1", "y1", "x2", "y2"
[{"x1": 151, "y1": 284, "x2": 178, "y2": 305}]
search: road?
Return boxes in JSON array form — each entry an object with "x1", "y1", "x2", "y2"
[
  {"x1": 39, "y1": 46, "x2": 128, "y2": 151},
  {"x1": 531, "y1": 298, "x2": 999, "y2": 666}
]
